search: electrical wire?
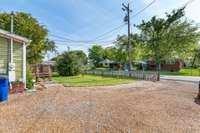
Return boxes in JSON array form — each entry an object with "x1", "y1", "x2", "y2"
[
  {"x1": 49, "y1": 24, "x2": 126, "y2": 43},
  {"x1": 92, "y1": 24, "x2": 126, "y2": 41},
  {"x1": 49, "y1": 0, "x2": 157, "y2": 44},
  {"x1": 52, "y1": 38, "x2": 116, "y2": 45},
  {"x1": 131, "y1": 0, "x2": 157, "y2": 18},
  {"x1": 54, "y1": 40, "x2": 116, "y2": 48}
]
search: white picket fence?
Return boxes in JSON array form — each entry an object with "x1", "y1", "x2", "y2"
[{"x1": 84, "y1": 70, "x2": 159, "y2": 81}]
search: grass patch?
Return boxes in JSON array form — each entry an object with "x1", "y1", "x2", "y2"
[
  {"x1": 52, "y1": 74, "x2": 132, "y2": 87},
  {"x1": 160, "y1": 68, "x2": 200, "y2": 76}
]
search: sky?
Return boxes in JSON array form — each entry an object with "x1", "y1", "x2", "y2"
[{"x1": 0, "y1": 0, "x2": 199, "y2": 60}]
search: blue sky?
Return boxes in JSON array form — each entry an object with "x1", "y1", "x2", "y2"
[{"x1": 0, "y1": 0, "x2": 199, "y2": 60}]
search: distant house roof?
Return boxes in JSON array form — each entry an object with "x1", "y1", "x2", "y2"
[
  {"x1": 0, "y1": 28, "x2": 31, "y2": 43},
  {"x1": 133, "y1": 61, "x2": 147, "y2": 64},
  {"x1": 100, "y1": 59, "x2": 114, "y2": 64}
]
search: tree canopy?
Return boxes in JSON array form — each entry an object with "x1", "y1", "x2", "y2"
[
  {"x1": 0, "y1": 12, "x2": 57, "y2": 64},
  {"x1": 114, "y1": 34, "x2": 143, "y2": 63},
  {"x1": 56, "y1": 50, "x2": 87, "y2": 76},
  {"x1": 88, "y1": 8, "x2": 200, "y2": 70},
  {"x1": 138, "y1": 8, "x2": 200, "y2": 67},
  {"x1": 88, "y1": 45, "x2": 104, "y2": 67}
]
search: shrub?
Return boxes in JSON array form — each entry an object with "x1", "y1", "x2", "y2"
[
  {"x1": 26, "y1": 65, "x2": 34, "y2": 89},
  {"x1": 56, "y1": 52, "x2": 80, "y2": 76}
]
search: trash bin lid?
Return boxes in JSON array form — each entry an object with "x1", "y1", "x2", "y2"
[{"x1": 0, "y1": 75, "x2": 8, "y2": 80}]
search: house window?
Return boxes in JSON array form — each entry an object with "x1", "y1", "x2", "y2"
[{"x1": 0, "y1": 37, "x2": 9, "y2": 75}]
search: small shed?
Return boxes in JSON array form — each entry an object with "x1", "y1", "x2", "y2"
[{"x1": 0, "y1": 28, "x2": 31, "y2": 89}]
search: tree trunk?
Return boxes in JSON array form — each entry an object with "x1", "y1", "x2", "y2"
[
  {"x1": 192, "y1": 54, "x2": 197, "y2": 67},
  {"x1": 156, "y1": 63, "x2": 161, "y2": 81}
]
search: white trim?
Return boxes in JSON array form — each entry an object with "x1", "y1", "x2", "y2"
[
  {"x1": 0, "y1": 29, "x2": 31, "y2": 43},
  {"x1": 10, "y1": 38, "x2": 13, "y2": 63},
  {"x1": 23, "y1": 42, "x2": 26, "y2": 87}
]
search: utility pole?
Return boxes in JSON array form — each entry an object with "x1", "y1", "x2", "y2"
[
  {"x1": 67, "y1": 46, "x2": 70, "y2": 52},
  {"x1": 10, "y1": 11, "x2": 14, "y2": 63},
  {"x1": 11, "y1": 11, "x2": 14, "y2": 33},
  {"x1": 122, "y1": 3, "x2": 132, "y2": 72},
  {"x1": 9, "y1": 11, "x2": 15, "y2": 83}
]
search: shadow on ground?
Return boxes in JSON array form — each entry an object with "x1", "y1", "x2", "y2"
[{"x1": 194, "y1": 96, "x2": 200, "y2": 105}]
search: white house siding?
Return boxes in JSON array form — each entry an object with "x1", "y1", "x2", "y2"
[
  {"x1": 13, "y1": 41, "x2": 23, "y2": 81},
  {"x1": 0, "y1": 37, "x2": 9, "y2": 75},
  {"x1": 0, "y1": 28, "x2": 30, "y2": 84}
]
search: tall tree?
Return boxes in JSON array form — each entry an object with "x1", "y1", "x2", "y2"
[
  {"x1": 115, "y1": 34, "x2": 142, "y2": 63},
  {"x1": 103, "y1": 47, "x2": 118, "y2": 62},
  {"x1": 56, "y1": 50, "x2": 87, "y2": 76},
  {"x1": 68, "y1": 50, "x2": 88, "y2": 67},
  {"x1": 192, "y1": 47, "x2": 200, "y2": 66},
  {"x1": 138, "y1": 7, "x2": 200, "y2": 70},
  {"x1": 88, "y1": 45, "x2": 104, "y2": 67},
  {"x1": 0, "y1": 12, "x2": 56, "y2": 64}
]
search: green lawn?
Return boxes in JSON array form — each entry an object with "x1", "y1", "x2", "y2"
[
  {"x1": 160, "y1": 68, "x2": 200, "y2": 76},
  {"x1": 53, "y1": 75, "x2": 132, "y2": 87}
]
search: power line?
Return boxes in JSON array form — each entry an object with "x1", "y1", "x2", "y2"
[
  {"x1": 50, "y1": 0, "x2": 199, "y2": 51},
  {"x1": 122, "y1": 2, "x2": 132, "y2": 72},
  {"x1": 49, "y1": 0, "x2": 158, "y2": 44},
  {"x1": 132, "y1": 0, "x2": 157, "y2": 18},
  {"x1": 54, "y1": 40, "x2": 116, "y2": 48},
  {"x1": 49, "y1": 1, "x2": 158, "y2": 44},
  {"x1": 93, "y1": 24, "x2": 126, "y2": 41},
  {"x1": 52, "y1": 38, "x2": 116, "y2": 44},
  {"x1": 49, "y1": 0, "x2": 158, "y2": 45},
  {"x1": 49, "y1": 24, "x2": 126, "y2": 43}
]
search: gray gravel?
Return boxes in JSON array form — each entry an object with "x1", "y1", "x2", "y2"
[{"x1": 0, "y1": 81, "x2": 200, "y2": 133}]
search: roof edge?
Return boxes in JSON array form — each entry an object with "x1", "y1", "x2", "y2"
[{"x1": 0, "y1": 28, "x2": 31, "y2": 43}]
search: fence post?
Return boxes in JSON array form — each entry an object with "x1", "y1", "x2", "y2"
[
  {"x1": 143, "y1": 71, "x2": 145, "y2": 80},
  {"x1": 199, "y1": 68, "x2": 200, "y2": 76},
  {"x1": 198, "y1": 81, "x2": 200, "y2": 99},
  {"x1": 157, "y1": 71, "x2": 160, "y2": 81},
  {"x1": 36, "y1": 64, "x2": 39, "y2": 82}
]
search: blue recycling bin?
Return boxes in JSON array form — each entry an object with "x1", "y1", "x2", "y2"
[{"x1": 0, "y1": 78, "x2": 9, "y2": 102}]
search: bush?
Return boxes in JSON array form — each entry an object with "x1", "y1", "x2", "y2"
[
  {"x1": 56, "y1": 52, "x2": 80, "y2": 76},
  {"x1": 26, "y1": 65, "x2": 34, "y2": 89}
]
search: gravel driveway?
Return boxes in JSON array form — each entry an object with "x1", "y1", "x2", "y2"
[{"x1": 0, "y1": 81, "x2": 200, "y2": 133}]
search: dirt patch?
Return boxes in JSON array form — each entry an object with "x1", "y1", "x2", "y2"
[{"x1": 0, "y1": 80, "x2": 200, "y2": 133}]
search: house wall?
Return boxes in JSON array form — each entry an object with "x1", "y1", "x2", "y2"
[
  {"x1": 0, "y1": 36, "x2": 23, "y2": 81},
  {"x1": 147, "y1": 61, "x2": 182, "y2": 71},
  {"x1": 0, "y1": 37, "x2": 9, "y2": 76},
  {"x1": 13, "y1": 41, "x2": 23, "y2": 81}
]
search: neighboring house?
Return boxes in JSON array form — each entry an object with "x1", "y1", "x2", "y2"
[
  {"x1": 147, "y1": 60, "x2": 183, "y2": 71},
  {"x1": 0, "y1": 28, "x2": 30, "y2": 88},
  {"x1": 133, "y1": 61, "x2": 148, "y2": 70},
  {"x1": 99, "y1": 59, "x2": 121, "y2": 69},
  {"x1": 99, "y1": 59, "x2": 114, "y2": 68}
]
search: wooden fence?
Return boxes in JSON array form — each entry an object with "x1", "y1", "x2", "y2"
[
  {"x1": 84, "y1": 70, "x2": 159, "y2": 81},
  {"x1": 30, "y1": 64, "x2": 52, "y2": 81}
]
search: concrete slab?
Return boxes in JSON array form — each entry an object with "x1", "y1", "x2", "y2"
[{"x1": 161, "y1": 75, "x2": 200, "y2": 83}]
